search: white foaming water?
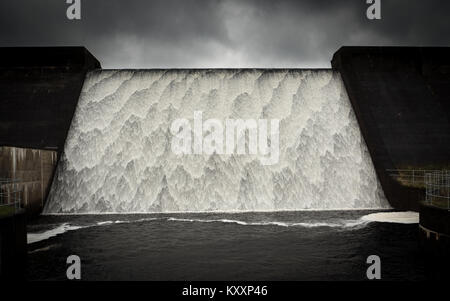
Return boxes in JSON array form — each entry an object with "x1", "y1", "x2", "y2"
[
  {"x1": 44, "y1": 69, "x2": 387, "y2": 213},
  {"x1": 26, "y1": 217, "x2": 365, "y2": 244},
  {"x1": 27, "y1": 211, "x2": 416, "y2": 244},
  {"x1": 166, "y1": 217, "x2": 371, "y2": 229},
  {"x1": 361, "y1": 211, "x2": 419, "y2": 224},
  {"x1": 27, "y1": 218, "x2": 159, "y2": 244},
  {"x1": 27, "y1": 223, "x2": 85, "y2": 244}
]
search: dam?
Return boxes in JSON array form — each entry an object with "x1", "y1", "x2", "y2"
[
  {"x1": 3, "y1": 47, "x2": 448, "y2": 214},
  {"x1": 1, "y1": 47, "x2": 449, "y2": 280},
  {"x1": 44, "y1": 69, "x2": 387, "y2": 213}
]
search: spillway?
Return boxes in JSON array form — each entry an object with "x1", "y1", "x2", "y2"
[{"x1": 44, "y1": 69, "x2": 387, "y2": 213}]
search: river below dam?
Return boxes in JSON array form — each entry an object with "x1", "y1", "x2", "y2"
[{"x1": 26, "y1": 210, "x2": 427, "y2": 281}]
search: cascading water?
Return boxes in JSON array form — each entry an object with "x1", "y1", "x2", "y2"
[{"x1": 44, "y1": 69, "x2": 387, "y2": 213}]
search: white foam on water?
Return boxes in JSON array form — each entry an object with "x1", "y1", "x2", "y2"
[
  {"x1": 166, "y1": 217, "x2": 370, "y2": 229},
  {"x1": 361, "y1": 211, "x2": 419, "y2": 224},
  {"x1": 27, "y1": 223, "x2": 85, "y2": 244},
  {"x1": 28, "y1": 217, "x2": 163, "y2": 244},
  {"x1": 96, "y1": 221, "x2": 115, "y2": 225},
  {"x1": 28, "y1": 211, "x2": 418, "y2": 245},
  {"x1": 96, "y1": 217, "x2": 160, "y2": 225}
]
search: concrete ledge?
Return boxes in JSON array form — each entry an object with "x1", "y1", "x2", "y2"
[
  {"x1": 419, "y1": 202, "x2": 450, "y2": 236},
  {"x1": 0, "y1": 47, "x2": 100, "y2": 71},
  {"x1": 419, "y1": 202, "x2": 450, "y2": 278}
]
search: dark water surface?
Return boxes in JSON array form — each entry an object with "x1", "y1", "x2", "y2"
[{"x1": 27, "y1": 210, "x2": 426, "y2": 281}]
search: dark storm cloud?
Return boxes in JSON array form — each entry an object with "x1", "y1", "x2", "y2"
[{"x1": 1, "y1": 0, "x2": 449, "y2": 68}]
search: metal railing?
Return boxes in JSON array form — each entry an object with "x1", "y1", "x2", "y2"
[
  {"x1": 387, "y1": 169, "x2": 450, "y2": 209},
  {"x1": 0, "y1": 178, "x2": 22, "y2": 214},
  {"x1": 425, "y1": 171, "x2": 450, "y2": 209}
]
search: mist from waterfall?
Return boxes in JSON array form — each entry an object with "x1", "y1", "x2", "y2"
[{"x1": 44, "y1": 69, "x2": 387, "y2": 213}]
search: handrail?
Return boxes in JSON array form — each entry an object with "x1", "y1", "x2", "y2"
[
  {"x1": 425, "y1": 171, "x2": 450, "y2": 209},
  {"x1": 0, "y1": 178, "x2": 22, "y2": 214},
  {"x1": 386, "y1": 169, "x2": 450, "y2": 209},
  {"x1": 385, "y1": 169, "x2": 443, "y2": 186}
]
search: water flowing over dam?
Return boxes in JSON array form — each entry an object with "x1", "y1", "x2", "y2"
[{"x1": 44, "y1": 69, "x2": 387, "y2": 213}]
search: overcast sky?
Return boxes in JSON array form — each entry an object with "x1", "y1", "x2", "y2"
[{"x1": 1, "y1": 0, "x2": 449, "y2": 68}]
